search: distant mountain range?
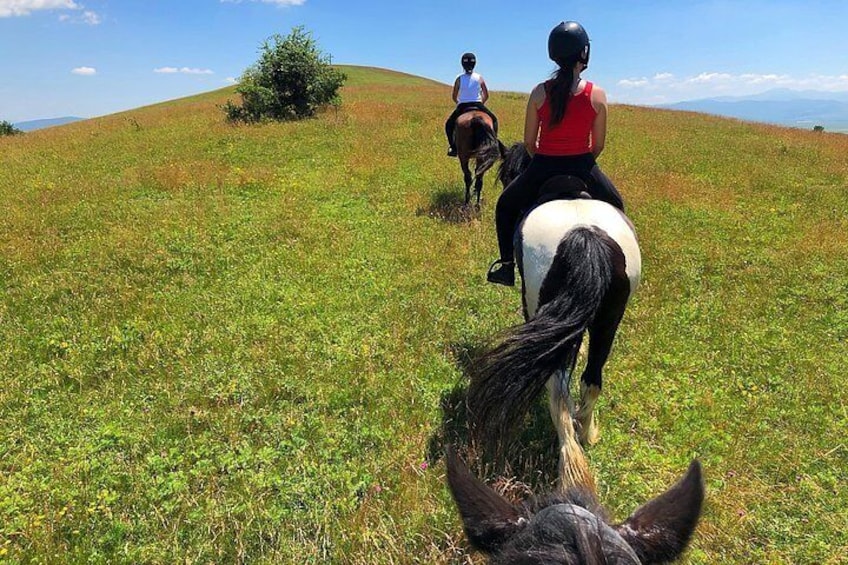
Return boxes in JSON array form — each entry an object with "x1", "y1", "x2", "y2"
[
  {"x1": 13, "y1": 117, "x2": 85, "y2": 132},
  {"x1": 656, "y1": 89, "x2": 848, "y2": 132}
]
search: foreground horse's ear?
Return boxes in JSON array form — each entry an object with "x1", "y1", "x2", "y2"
[
  {"x1": 615, "y1": 460, "x2": 705, "y2": 564},
  {"x1": 445, "y1": 447, "x2": 526, "y2": 553}
]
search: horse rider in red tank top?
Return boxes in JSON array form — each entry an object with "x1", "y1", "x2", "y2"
[{"x1": 487, "y1": 21, "x2": 625, "y2": 287}]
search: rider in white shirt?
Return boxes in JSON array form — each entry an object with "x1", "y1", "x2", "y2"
[{"x1": 445, "y1": 52, "x2": 499, "y2": 156}]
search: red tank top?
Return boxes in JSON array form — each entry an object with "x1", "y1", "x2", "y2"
[{"x1": 537, "y1": 81, "x2": 597, "y2": 156}]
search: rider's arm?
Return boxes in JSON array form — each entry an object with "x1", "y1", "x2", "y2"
[
  {"x1": 590, "y1": 85, "x2": 608, "y2": 158},
  {"x1": 480, "y1": 78, "x2": 489, "y2": 104},
  {"x1": 452, "y1": 77, "x2": 460, "y2": 104},
  {"x1": 523, "y1": 83, "x2": 545, "y2": 156}
]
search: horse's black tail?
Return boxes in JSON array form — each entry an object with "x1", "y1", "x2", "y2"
[
  {"x1": 471, "y1": 116, "x2": 504, "y2": 182},
  {"x1": 467, "y1": 227, "x2": 614, "y2": 453}
]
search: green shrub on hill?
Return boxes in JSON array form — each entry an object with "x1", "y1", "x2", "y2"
[
  {"x1": 223, "y1": 26, "x2": 346, "y2": 123},
  {"x1": 0, "y1": 120, "x2": 22, "y2": 136}
]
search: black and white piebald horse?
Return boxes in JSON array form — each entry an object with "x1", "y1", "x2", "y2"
[
  {"x1": 446, "y1": 447, "x2": 704, "y2": 564},
  {"x1": 468, "y1": 143, "x2": 641, "y2": 488}
]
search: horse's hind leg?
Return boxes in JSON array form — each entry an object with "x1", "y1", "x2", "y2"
[
  {"x1": 547, "y1": 369, "x2": 595, "y2": 494},
  {"x1": 474, "y1": 172, "x2": 484, "y2": 207},
  {"x1": 577, "y1": 279, "x2": 629, "y2": 446},
  {"x1": 460, "y1": 158, "x2": 473, "y2": 205}
]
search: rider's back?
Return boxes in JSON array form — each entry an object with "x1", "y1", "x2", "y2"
[
  {"x1": 537, "y1": 81, "x2": 597, "y2": 156},
  {"x1": 456, "y1": 72, "x2": 483, "y2": 103}
]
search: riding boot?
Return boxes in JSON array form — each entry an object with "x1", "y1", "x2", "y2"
[
  {"x1": 447, "y1": 146, "x2": 457, "y2": 157},
  {"x1": 486, "y1": 260, "x2": 515, "y2": 287}
]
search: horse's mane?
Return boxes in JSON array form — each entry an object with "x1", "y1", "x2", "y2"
[
  {"x1": 497, "y1": 487, "x2": 631, "y2": 565},
  {"x1": 526, "y1": 486, "x2": 606, "y2": 518},
  {"x1": 497, "y1": 142, "x2": 531, "y2": 188}
]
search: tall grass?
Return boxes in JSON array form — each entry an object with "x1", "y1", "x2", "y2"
[{"x1": 1, "y1": 65, "x2": 846, "y2": 563}]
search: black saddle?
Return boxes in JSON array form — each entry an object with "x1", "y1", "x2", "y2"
[
  {"x1": 535, "y1": 174, "x2": 592, "y2": 206},
  {"x1": 515, "y1": 174, "x2": 593, "y2": 240}
]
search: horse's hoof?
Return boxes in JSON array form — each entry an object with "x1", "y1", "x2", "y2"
[
  {"x1": 577, "y1": 414, "x2": 600, "y2": 446},
  {"x1": 582, "y1": 426, "x2": 600, "y2": 446}
]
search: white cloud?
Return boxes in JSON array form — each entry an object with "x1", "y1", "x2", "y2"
[
  {"x1": 80, "y1": 9, "x2": 99, "y2": 24},
  {"x1": 685, "y1": 72, "x2": 733, "y2": 84},
  {"x1": 225, "y1": 77, "x2": 238, "y2": 84},
  {"x1": 0, "y1": 0, "x2": 79, "y2": 17},
  {"x1": 71, "y1": 66, "x2": 96, "y2": 75},
  {"x1": 617, "y1": 78, "x2": 649, "y2": 88},
  {"x1": 59, "y1": 8, "x2": 101, "y2": 24},
  {"x1": 220, "y1": 0, "x2": 306, "y2": 6},
  {"x1": 0, "y1": 0, "x2": 99, "y2": 23},
  {"x1": 154, "y1": 67, "x2": 214, "y2": 75},
  {"x1": 740, "y1": 73, "x2": 780, "y2": 82}
]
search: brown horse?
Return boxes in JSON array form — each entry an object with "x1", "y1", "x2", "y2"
[{"x1": 454, "y1": 111, "x2": 505, "y2": 206}]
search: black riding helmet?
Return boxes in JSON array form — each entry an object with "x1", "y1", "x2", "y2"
[
  {"x1": 548, "y1": 21, "x2": 590, "y2": 67},
  {"x1": 461, "y1": 52, "x2": 476, "y2": 72}
]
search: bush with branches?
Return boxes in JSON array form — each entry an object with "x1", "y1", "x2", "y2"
[
  {"x1": 0, "y1": 120, "x2": 22, "y2": 136},
  {"x1": 224, "y1": 27, "x2": 346, "y2": 123}
]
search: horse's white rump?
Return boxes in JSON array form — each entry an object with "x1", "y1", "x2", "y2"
[{"x1": 520, "y1": 199, "x2": 641, "y2": 318}]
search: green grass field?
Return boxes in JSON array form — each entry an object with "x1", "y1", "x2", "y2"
[{"x1": 1, "y1": 65, "x2": 847, "y2": 563}]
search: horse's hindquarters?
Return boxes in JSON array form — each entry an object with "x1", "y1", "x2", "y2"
[
  {"x1": 455, "y1": 110, "x2": 493, "y2": 130},
  {"x1": 455, "y1": 112, "x2": 500, "y2": 205},
  {"x1": 518, "y1": 200, "x2": 641, "y2": 318}
]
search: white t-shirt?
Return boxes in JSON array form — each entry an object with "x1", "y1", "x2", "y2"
[{"x1": 456, "y1": 72, "x2": 483, "y2": 103}]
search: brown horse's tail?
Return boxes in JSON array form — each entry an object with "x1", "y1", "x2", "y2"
[{"x1": 471, "y1": 117, "x2": 505, "y2": 183}]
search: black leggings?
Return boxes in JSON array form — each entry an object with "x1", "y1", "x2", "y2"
[
  {"x1": 494, "y1": 153, "x2": 624, "y2": 261},
  {"x1": 445, "y1": 102, "x2": 499, "y2": 148}
]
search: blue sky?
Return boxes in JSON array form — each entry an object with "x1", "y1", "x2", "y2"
[{"x1": 2, "y1": 0, "x2": 848, "y2": 122}]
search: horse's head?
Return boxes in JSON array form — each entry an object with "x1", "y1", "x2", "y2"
[
  {"x1": 446, "y1": 449, "x2": 704, "y2": 564},
  {"x1": 497, "y1": 142, "x2": 532, "y2": 188}
]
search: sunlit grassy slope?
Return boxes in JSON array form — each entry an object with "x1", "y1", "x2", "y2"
[{"x1": 1, "y1": 65, "x2": 847, "y2": 563}]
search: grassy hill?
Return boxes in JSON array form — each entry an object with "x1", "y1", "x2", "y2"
[{"x1": 1, "y1": 65, "x2": 847, "y2": 563}]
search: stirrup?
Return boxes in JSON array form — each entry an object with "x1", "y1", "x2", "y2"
[
  {"x1": 486, "y1": 259, "x2": 515, "y2": 287},
  {"x1": 447, "y1": 147, "x2": 457, "y2": 157}
]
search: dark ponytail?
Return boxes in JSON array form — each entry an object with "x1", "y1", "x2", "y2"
[{"x1": 547, "y1": 56, "x2": 579, "y2": 127}]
